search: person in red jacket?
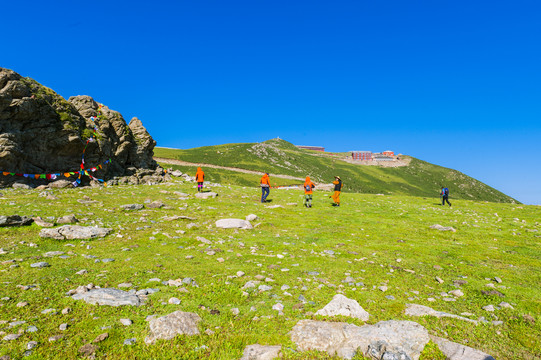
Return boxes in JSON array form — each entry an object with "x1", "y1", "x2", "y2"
[
  {"x1": 195, "y1": 167, "x2": 205, "y2": 192},
  {"x1": 303, "y1": 176, "x2": 315, "y2": 207},
  {"x1": 260, "y1": 172, "x2": 270, "y2": 203}
]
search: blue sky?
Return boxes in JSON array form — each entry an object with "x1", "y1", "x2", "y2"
[{"x1": 2, "y1": 1, "x2": 540, "y2": 204}]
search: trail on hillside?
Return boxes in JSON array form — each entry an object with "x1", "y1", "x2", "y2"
[{"x1": 154, "y1": 157, "x2": 307, "y2": 182}]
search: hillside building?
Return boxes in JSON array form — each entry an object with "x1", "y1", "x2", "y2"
[
  {"x1": 351, "y1": 151, "x2": 372, "y2": 161},
  {"x1": 296, "y1": 145, "x2": 325, "y2": 152},
  {"x1": 383, "y1": 150, "x2": 395, "y2": 157}
]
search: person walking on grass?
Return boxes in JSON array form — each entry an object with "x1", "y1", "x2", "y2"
[
  {"x1": 260, "y1": 172, "x2": 270, "y2": 203},
  {"x1": 331, "y1": 176, "x2": 343, "y2": 206},
  {"x1": 303, "y1": 176, "x2": 315, "y2": 208},
  {"x1": 441, "y1": 186, "x2": 452, "y2": 207},
  {"x1": 195, "y1": 167, "x2": 205, "y2": 192}
]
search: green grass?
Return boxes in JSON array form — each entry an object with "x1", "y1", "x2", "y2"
[
  {"x1": 0, "y1": 179, "x2": 539, "y2": 359},
  {"x1": 154, "y1": 138, "x2": 517, "y2": 203}
]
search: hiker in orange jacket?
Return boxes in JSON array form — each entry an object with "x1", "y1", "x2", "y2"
[
  {"x1": 303, "y1": 176, "x2": 315, "y2": 208},
  {"x1": 195, "y1": 167, "x2": 205, "y2": 192},
  {"x1": 260, "y1": 172, "x2": 270, "y2": 203},
  {"x1": 331, "y1": 176, "x2": 343, "y2": 206}
]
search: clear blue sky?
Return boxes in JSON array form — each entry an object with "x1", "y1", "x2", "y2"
[{"x1": 2, "y1": 1, "x2": 540, "y2": 204}]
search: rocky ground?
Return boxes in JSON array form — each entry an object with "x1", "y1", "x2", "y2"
[{"x1": 0, "y1": 175, "x2": 539, "y2": 359}]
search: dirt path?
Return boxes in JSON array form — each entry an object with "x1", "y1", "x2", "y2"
[{"x1": 154, "y1": 157, "x2": 306, "y2": 181}]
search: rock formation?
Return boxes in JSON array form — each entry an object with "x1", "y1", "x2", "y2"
[{"x1": 0, "y1": 67, "x2": 165, "y2": 187}]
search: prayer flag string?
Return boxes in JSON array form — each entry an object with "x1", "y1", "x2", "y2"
[{"x1": 1, "y1": 104, "x2": 110, "y2": 186}]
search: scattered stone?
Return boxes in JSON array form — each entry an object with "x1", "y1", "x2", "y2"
[
  {"x1": 433, "y1": 265, "x2": 442, "y2": 270},
  {"x1": 449, "y1": 290, "x2": 464, "y2": 297},
  {"x1": 494, "y1": 277, "x2": 502, "y2": 284},
  {"x1": 147, "y1": 201, "x2": 164, "y2": 209},
  {"x1": 26, "y1": 326, "x2": 38, "y2": 333},
  {"x1": 169, "y1": 297, "x2": 181, "y2": 305},
  {"x1": 237, "y1": 271, "x2": 245, "y2": 277},
  {"x1": 315, "y1": 294, "x2": 370, "y2": 321},
  {"x1": 40, "y1": 225, "x2": 112, "y2": 240},
  {"x1": 240, "y1": 344, "x2": 282, "y2": 360},
  {"x1": 405, "y1": 304, "x2": 477, "y2": 324},
  {"x1": 30, "y1": 262, "x2": 50, "y2": 268},
  {"x1": 145, "y1": 311, "x2": 202, "y2": 344},
  {"x1": 0, "y1": 215, "x2": 33, "y2": 227},
  {"x1": 498, "y1": 301, "x2": 514, "y2": 309},
  {"x1": 3, "y1": 333, "x2": 22, "y2": 341},
  {"x1": 215, "y1": 219, "x2": 253, "y2": 230},
  {"x1": 78, "y1": 343, "x2": 98, "y2": 357},
  {"x1": 17, "y1": 301, "x2": 29, "y2": 307},
  {"x1": 435, "y1": 277, "x2": 444, "y2": 284},
  {"x1": 117, "y1": 283, "x2": 132, "y2": 288},
  {"x1": 482, "y1": 305, "x2": 495, "y2": 312},
  {"x1": 48, "y1": 335, "x2": 64, "y2": 342},
  {"x1": 120, "y1": 319, "x2": 133, "y2": 326},
  {"x1": 26, "y1": 341, "x2": 38, "y2": 350},
  {"x1": 56, "y1": 214, "x2": 78, "y2": 224},
  {"x1": 378, "y1": 286, "x2": 388, "y2": 292},
  {"x1": 101, "y1": 258, "x2": 115, "y2": 263},
  {"x1": 259, "y1": 285, "x2": 272, "y2": 292},
  {"x1": 196, "y1": 236, "x2": 212, "y2": 244},
  {"x1": 481, "y1": 290, "x2": 505, "y2": 297},
  {"x1": 59, "y1": 323, "x2": 68, "y2": 331},
  {"x1": 245, "y1": 214, "x2": 259, "y2": 221},
  {"x1": 523, "y1": 314, "x2": 535, "y2": 325},
  {"x1": 430, "y1": 224, "x2": 456, "y2": 232},
  {"x1": 291, "y1": 319, "x2": 429, "y2": 360},
  {"x1": 231, "y1": 308, "x2": 240, "y2": 315},
  {"x1": 33, "y1": 217, "x2": 54, "y2": 227},
  {"x1": 124, "y1": 338, "x2": 137, "y2": 345},
  {"x1": 93, "y1": 333, "x2": 109, "y2": 343},
  {"x1": 453, "y1": 280, "x2": 468, "y2": 286},
  {"x1": 195, "y1": 192, "x2": 218, "y2": 199},
  {"x1": 121, "y1": 204, "x2": 144, "y2": 211},
  {"x1": 72, "y1": 288, "x2": 142, "y2": 306},
  {"x1": 430, "y1": 335, "x2": 495, "y2": 360}
]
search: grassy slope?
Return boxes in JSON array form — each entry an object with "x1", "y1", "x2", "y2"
[
  {"x1": 155, "y1": 139, "x2": 517, "y2": 203},
  {"x1": 0, "y1": 180, "x2": 539, "y2": 359}
]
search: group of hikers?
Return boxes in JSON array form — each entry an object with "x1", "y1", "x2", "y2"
[
  {"x1": 259, "y1": 172, "x2": 343, "y2": 207},
  {"x1": 191, "y1": 167, "x2": 451, "y2": 208}
]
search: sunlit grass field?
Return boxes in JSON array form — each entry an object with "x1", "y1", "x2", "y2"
[{"x1": 0, "y1": 178, "x2": 539, "y2": 359}]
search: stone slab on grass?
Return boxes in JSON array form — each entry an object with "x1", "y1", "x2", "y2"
[
  {"x1": 72, "y1": 288, "x2": 142, "y2": 306},
  {"x1": 145, "y1": 311, "x2": 201, "y2": 344},
  {"x1": 40, "y1": 225, "x2": 112, "y2": 240},
  {"x1": 216, "y1": 219, "x2": 253, "y2": 229}
]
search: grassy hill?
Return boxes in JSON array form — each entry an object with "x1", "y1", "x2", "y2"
[
  {"x1": 0, "y1": 179, "x2": 539, "y2": 359},
  {"x1": 155, "y1": 139, "x2": 517, "y2": 203}
]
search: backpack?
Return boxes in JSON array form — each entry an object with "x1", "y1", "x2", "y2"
[
  {"x1": 444, "y1": 188, "x2": 449, "y2": 196},
  {"x1": 305, "y1": 184, "x2": 312, "y2": 191}
]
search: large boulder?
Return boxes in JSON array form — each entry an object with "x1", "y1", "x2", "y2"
[
  {"x1": 0, "y1": 67, "x2": 163, "y2": 187},
  {"x1": 315, "y1": 294, "x2": 370, "y2": 321},
  {"x1": 145, "y1": 311, "x2": 201, "y2": 344},
  {"x1": 39, "y1": 225, "x2": 112, "y2": 240},
  {"x1": 291, "y1": 319, "x2": 430, "y2": 360}
]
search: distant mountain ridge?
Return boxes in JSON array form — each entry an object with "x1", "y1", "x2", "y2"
[{"x1": 154, "y1": 138, "x2": 518, "y2": 203}]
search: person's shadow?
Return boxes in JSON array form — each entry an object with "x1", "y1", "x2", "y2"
[{"x1": 264, "y1": 199, "x2": 273, "y2": 203}]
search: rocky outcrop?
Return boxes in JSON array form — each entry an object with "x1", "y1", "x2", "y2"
[{"x1": 0, "y1": 67, "x2": 165, "y2": 187}]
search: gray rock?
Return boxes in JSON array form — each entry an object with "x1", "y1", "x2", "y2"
[
  {"x1": 240, "y1": 344, "x2": 282, "y2": 360},
  {"x1": 72, "y1": 288, "x2": 142, "y2": 306},
  {"x1": 482, "y1": 305, "x2": 495, "y2": 312},
  {"x1": 59, "y1": 323, "x2": 68, "y2": 330},
  {"x1": 120, "y1": 318, "x2": 133, "y2": 326},
  {"x1": 429, "y1": 224, "x2": 456, "y2": 232},
  {"x1": 30, "y1": 262, "x2": 50, "y2": 268},
  {"x1": 124, "y1": 338, "x2": 137, "y2": 345},
  {"x1": 405, "y1": 304, "x2": 477, "y2": 324},
  {"x1": 56, "y1": 214, "x2": 78, "y2": 224},
  {"x1": 215, "y1": 218, "x2": 253, "y2": 229},
  {"x1": 39, "y1": 225, "x2": 112, "y2": 240},
  {"x1": 0, "y1": 215, "x2": 33, "y2": 227},
  {"x1": 315, "y1": 294, "x2": 370, "y2": 321},
  {"x1": 3, "y1": 333, "x2": 22, "y2": 341},
  {"x1": 430, "y1": 335, "x2": 495, "y2": 360},
  {"x1": 26, "y1": 341, "x2": 38, "y2": 350},
  {"x1": 144, "y1": 311, "x2": 201, "y2": 344},
  {"x1": 101, "y1": 258, "x2": 115, "y2": 263},
  {"x1": 121, "y1": 204, "x2": 144, "y2": 211},
  {"x1": 196, "y1": 236, "x2": 212, "y2": 244},
  {"x1": 26, "y1": 326, "x2": 38, "y2": 333},
  {"x1": 43, "y1": 251, "x2": 64, "y2": 257},
  {"x1": 258, "y1": 285, "x2": 272, "y2": 292},
  {"x1": 32, "y1": 217, "x2": 54, "y2": 227},
  {"x1": 195, "y1": 192, "x2": 218, "y2": 199},
  {"x1": 168, "y1": 297, "x2": 181, "y2": 305},
  {"x1": 290, "y1": 320, "x2": 429, "y2": 360},
  {"x1": 245, "y1": 214, "x2": 259, "y2": 222}
]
